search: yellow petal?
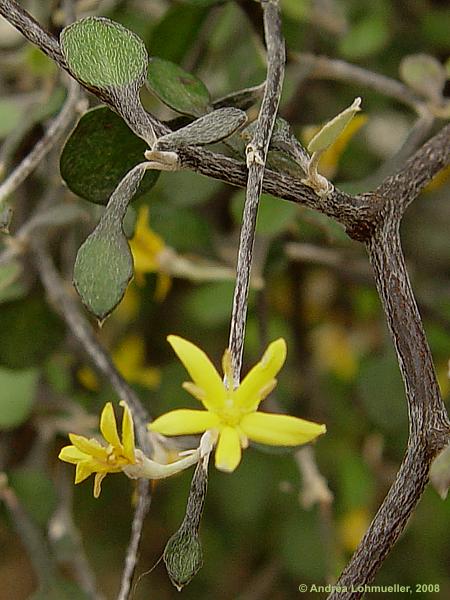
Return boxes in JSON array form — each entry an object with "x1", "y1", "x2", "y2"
[
  {"x1": 100, "y1": 403, "x2": 121, "y2": 448},
  {"x1": 234, "y1": 339, "x2": 287, "y2": 411},
  {"x1": 148, "y1": 409, "x2": 220, "y2": 435},
  {"x1": 121, "y1": 403, "x2": 136, "y2": 463},
  {"x1": 240, "y1": 412, "x2": 326, "y2": 446},
  {"x1": 59, "y1": 445, "x2": 89, "y2": 464},
  {"x1": 94, "y1": 472, "x2": 107, "y2": 498},
  {"x1": 215, "y1": 426, "x2": 242, "y2": 472},
  {"x1": 68, "y1": 434, "x2": 108, "y2": 460},
  {"x1": 113, "y1": 334, "x2": 145, "y2": 379},
  {"x1": 167, "y1": 335, "x2": 226, "y2": 410},
  {"x1": 75, "y1": 461, "x2": 96, "y2": 484}
]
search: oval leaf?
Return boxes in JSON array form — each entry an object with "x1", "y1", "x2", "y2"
[
  {"x1": 308, "y1": 97, "x2": 362, "y2": 153},
  {"x1": 60, "y1": 107, "x2": 159, "y2": 205},
  {"x1": 0, "y1": 367, "x2": 39, "y2": 430},
  {"x1": 155, "y1": 107, "x2": 247, "y2": 149},
  {"x1": 73, "y1": 225, "x2": 133, "y2": 321},
  {"x1": 399, "y1": 54, "x2": 446, "y2": 100},
  {"x1": 147, "y1": 57, "x2": 211, "y2": 117},
  {"x1": 61, "y1": 17, "x2": 148, "y2": 89}
]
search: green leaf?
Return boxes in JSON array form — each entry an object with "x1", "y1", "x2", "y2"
[
  {"x1": 73, "y1": 164, "x2": 147, "y2": 320},
  {"x1": 0, "y1": 367, "x2": 39, "y2": 429},
  {"x1": 0, "y1": 297, "x2": 64, "y2": 368},
  {"x1": 308, "y1": 98, "x2": 362, "y2": 153},
  {"x1": 74, "y1": 226, "x2": 133, "y2": 321},
  {"x1": 9, "y1": 469, "x2": 58, "y2": 527},
  {"x1": 147, "y1": 57, "x2": 212, "y2": 117},
  {"x1": 399, "y1": 54, "x2": 447, "y2": 101},
  {"x1": 155, "y1": 107, "x2": 247, "y2": 148},
  {"x1": 60, "y1": 107, "x2": 159, "y2": 205},
  {"x1": 61, "y1": 17, "x2": 148, "y2": 89}
]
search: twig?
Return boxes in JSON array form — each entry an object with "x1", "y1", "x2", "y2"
[
  {"x1": 117, "y1": 478, "x2": 151, "y2": 600},
  {"x1": 32, "y1": 241, "x2": 152, "y2": 600},
  {"x1": 0, "y1": 77, "x2": 84, "y2": 205},
  {"x1": 291, "y1": 52, "x2": 425, "y2": 112},
  {"x1": 228, "y1": 0, "x2": 285, "y2": 381}
]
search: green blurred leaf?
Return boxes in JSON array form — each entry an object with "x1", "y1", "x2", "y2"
[
  {"x1": 31, "y1": 578, "x2": 91, "y2": 600},
  {"x1": 0, "y1": 367, "x2": 38, "y2": 429},
  {"x1": 0, "y1": 297, "x2": 64, "y2": 368},
  {"x1": 9, "y1": 469, "x2": 58, "y2": 527},
  {"x1": 0, "y1": 260, "x2": 26, "y2": 304},
  {"x1": 149, "y1": 4, "x2": 208, "y2": 64},
  {"x1": 422, "y1": 9, "x2": 450, "y2": 50},
  {"x1": 399, "y1": 54, "x2": 446, "y2": 101},
  {"x1": 308, "y1": 98, "x2": 362, "y2": 153},
  {"x1": 182, "y1": 281, "x2": 235, "y2": 327},
  {"x1": 357, "y1": 353, "x2": 407, "y2": 431},
  {"x1": 61, "y1": 17, "x2": 147, "y2": 89},
  {"x1": 147, "y1": 57, "x2": 211, "y2": 117},
  {"x1": 231, "y1": 191, "x2": 298, "y2": 236},
  {"x1": 281, "y1": 0, "x2": 310, "y2": 22},
  {"x1": 339, "y1": 14, "x2": 389, "y2": 59},
  {"x1": 60, "y1": 107, "x2": 159, "y2": 205},
  {"x1": 0, "y1": 98, "x2": 23, "y2": 138}
]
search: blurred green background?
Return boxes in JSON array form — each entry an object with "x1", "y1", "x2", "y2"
[{"x1": 0, "y1": 0, "x2": 449, "y2": 598}]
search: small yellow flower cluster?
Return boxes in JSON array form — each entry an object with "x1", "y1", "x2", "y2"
[{"x1": 60, "y1": 337, "x2": 326, "y2": 496}]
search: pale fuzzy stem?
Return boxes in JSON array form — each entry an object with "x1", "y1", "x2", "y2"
[{"x1": 228, "y1": 0, "x2": 285, "y2": 382}]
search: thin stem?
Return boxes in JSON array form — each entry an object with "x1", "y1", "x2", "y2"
[
  {"x1": 0, "y1": 78, "x2": 84, "y2": 205},
  {"x1": 228, "y1": 0, "x2": 285, "y2": 381},
  {"x1": 117, "y1": 479, "x2": 151, "y2": 600}
]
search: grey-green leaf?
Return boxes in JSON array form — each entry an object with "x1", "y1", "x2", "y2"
[
  {"x1": 164, "y1": 530, "x2": 203, "y2": 591},
  {"x1": 308, "y1": 97, "x2": 362, "y2": 153},
  {"x1": 155, "y1": 107, "x2": 247, "y2": 150},
  {"x1": 147, "y1": 57, "x2": 211, "y2": 117},
  {"x1": 73, "y1": 225, "x2": 133, "y2": 321},
  {"x1": 213, "y1": 82, "x2": 265, "y2": 111},
  {"x1": 73, "y1": 164, "x2": 147, "y2": 319},
  {"x1": 61, "y1": 17, "x2": 148, "y2": 89},
  {"x1": 399, "y1": 54, "x2": 447, "y2": 101}
]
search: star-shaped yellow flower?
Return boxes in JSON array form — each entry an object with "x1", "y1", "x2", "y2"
[
  {"x1": 149, "y1": 336, "x2": 326, "y2": 472},
  {"x1": 59, "y1": 402, "x2": 136, "y2": 498}
]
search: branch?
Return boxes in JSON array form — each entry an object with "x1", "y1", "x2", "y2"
[
  {"x1": 328, "y1": 217, "x2": 450, "y2": 599},
  {"x1": 228, "y1": 0, "x2": 285, "y2": 380}
]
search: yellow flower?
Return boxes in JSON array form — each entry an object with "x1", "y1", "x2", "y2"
[
  {"x1": 129, "y1": 205, "x2": 171, "y2": 300},
  {"x1": 59, "y1": 402, "x2": 136, "y2": 498},
  {"x1": 149, "y1": 336, "x2": 326, "y2": 472}
]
